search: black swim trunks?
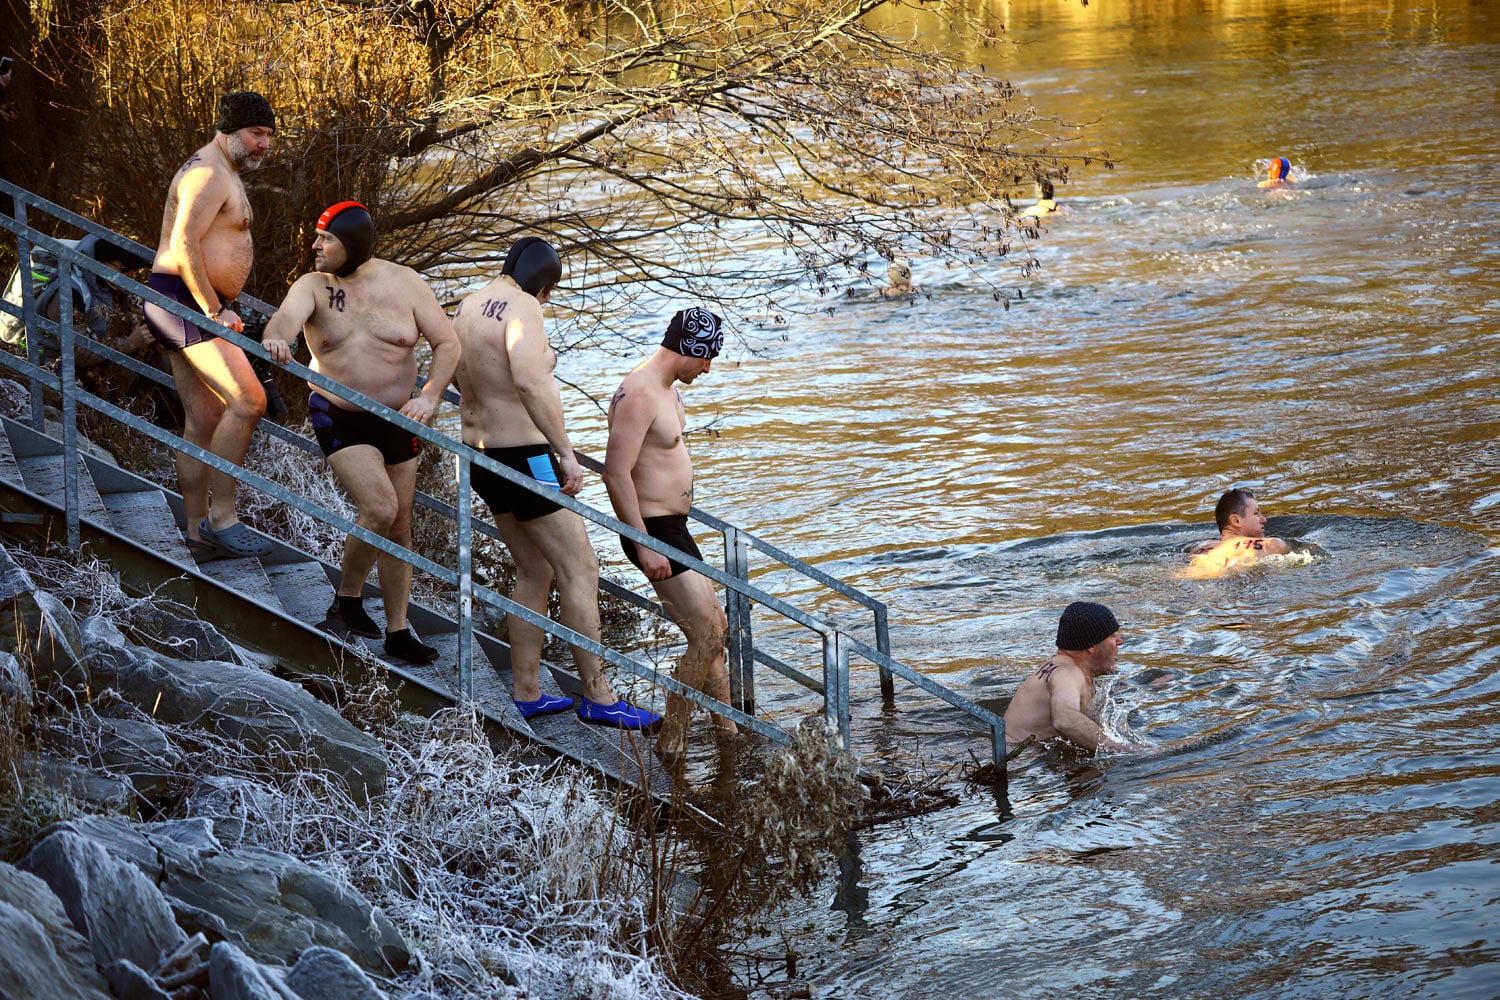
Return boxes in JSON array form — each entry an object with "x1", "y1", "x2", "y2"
[
  {"x1": 471, "y1": 444, "x2": 565, "y2": 522},
  {"x1": 142, "y1": 272, "x2": 223, "y2": 351},
  {"x1": 619, "y1": 514, "x2": 702, "y2": 579},
  {"x1": 308, "y1": 391, "x2": 421, "y2": 465}
]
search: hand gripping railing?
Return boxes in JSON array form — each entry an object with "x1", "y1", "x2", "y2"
[{"x1": 0, "y1": 178, "x2": 1008, "y2": 773}]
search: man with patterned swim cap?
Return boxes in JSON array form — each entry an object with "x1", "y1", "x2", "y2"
[
  {"x1": 144, "y1": 91, "x2": 277, "y2": 560},
  {"x1": 262, "y1": 201, "x2": 461, "y2": 665},
  {"x1": 604, "y1": 307, "x2": 738, "y2": 754},
  {"x1": 1002, "y1": 601, "x2": 1146, "y2": 753},
  {"x1": 453, "y1": 237, "x2": 659, "y2": 729}
]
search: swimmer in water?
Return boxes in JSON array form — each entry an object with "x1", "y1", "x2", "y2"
[
  {"x1": 880, "y1": 256, "x2": 919, "y2": 298},
  {"x1": 1003, "y1": 602, "x2": 1146, "y2": 754},
  {"x1": 1019, "y1": 179, "x2": 1063, "y2": 220},
  {"x1": 1258, "y1": 156, "x2": 1293, "y2": 189},
  {"x1": 1186, "y1": 487, "x2": 1292, "y2": 577}
]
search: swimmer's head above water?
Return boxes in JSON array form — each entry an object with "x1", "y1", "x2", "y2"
[{"x1": 1259, "y1": 156, "x2": 1293, "y2": 188}]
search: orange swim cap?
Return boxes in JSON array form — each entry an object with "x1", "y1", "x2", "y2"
[{"x1": 1268, "y1": 157, "x2": 1291, "y2": 182}]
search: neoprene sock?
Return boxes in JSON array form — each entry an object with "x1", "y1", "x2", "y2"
[
  {"x1": 385, "y1": 628, "x2": 439, "y2": 665},
  {"x1": 328, "y1": 595, "x2": 382, "y2": 638}
]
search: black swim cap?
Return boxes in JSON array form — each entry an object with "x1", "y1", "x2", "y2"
[
  {"x1": 501, "y1": 237, "x2": 562, "y2": 297},
  {"x1": 1056, "y1": 601, "x2": 1119, "y2": 651},
  {"x1": 217, "y1": 91, "x2": 275, "y2": 134},
  {"x1": 316, "y1": 201, "x2": 374, "y2": 277}
]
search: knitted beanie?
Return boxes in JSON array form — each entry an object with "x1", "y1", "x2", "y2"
[
  {"x1": 217, "y1": 91, "x2": 275, "y2": 134},
  {"x1": 1056, "y1": 601, "x2": 1119, "y2": 651}
]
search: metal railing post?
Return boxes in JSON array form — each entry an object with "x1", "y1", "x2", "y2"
[
  {"x1": 57, "y1": 256, "x2": 80, "y2": 552},
  {"x1": 456, "y1": 453, "x2": 475, "y2": 701},
  {"x1": 724, "y1": 525, "x2": 755, "y2": 712},
  {"x1": 11, "y1": 194, "x2": 43, "y2": 430},
  {"x1": 822, "y1": 630, "x2": 851, "y2": 749},
  {"x1": 875, "y1": 604, "x2": 894, "y2": 701}
]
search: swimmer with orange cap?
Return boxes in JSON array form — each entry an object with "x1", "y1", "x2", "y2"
[{"x1": 1258, "y1": 156, "x2": 1293, "y2": 189}]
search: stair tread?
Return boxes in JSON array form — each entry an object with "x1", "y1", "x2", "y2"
[
  {"x1": 16, "y1": 454, "x2": 110, "y2": 519},
  {"x1": 195, "y1": 556, "x2": 284, "y2": 610},
  {"x1": 263, "y1": 560, "x2": 338, "y2": 625},
  {"x1": 102, "y1": 489, "x2": 195, "y2": 563}
]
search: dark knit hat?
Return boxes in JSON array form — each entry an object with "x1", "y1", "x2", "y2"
[
  {"x1": 217, "y1": 91, "x2": 275, "y2": 134},
  {"x1": 1056, "y1": 601, "x2": 1119, "y2": 651}
]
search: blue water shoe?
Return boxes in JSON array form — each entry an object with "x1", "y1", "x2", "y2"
[
  {"x1": 577, "y1": 698, "x2": 661, "y2": 730},
  {"x1": 513, "y1": 694, "x2": 575, "y2": 720}
]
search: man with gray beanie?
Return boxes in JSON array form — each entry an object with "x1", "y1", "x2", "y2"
[
  {"x1": 1003, "y1": 601, "x2": 1145, "y2": 753},
  {"x1": 144, "y1": 90, "x2": 276, "y2": 560}
]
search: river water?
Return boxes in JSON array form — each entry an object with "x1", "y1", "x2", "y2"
[{"x1": 526, "y1": 1, "x2": 1500, "y2": 997}]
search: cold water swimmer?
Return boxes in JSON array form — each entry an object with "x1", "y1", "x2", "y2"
[
  {"x1": 1002, "y1": 601, "x2": 1146, "y2": 754},
  {"x1": 1019, "y1": 179, "x2": 1063, "y2": 219},
  {"x1": 1185, "y1": 487, "x2": 1295, "y2": 578},
  {"x1": 1258, "y1": 156, "x2": 1293, "y2": 189}
]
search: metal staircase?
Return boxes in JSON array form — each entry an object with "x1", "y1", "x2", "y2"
[{"x1": 0, "y1": 178, "x2": 1009, "y2": 798}]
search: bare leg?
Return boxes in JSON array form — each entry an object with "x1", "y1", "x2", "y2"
[
  {"x1": 171, "y1": 340, "x2": 266, "y2": 534},
  {"x1": 493, "y1": 513, "x2": 556, "y2": 702},
  {"x1": 651, "y1": 569, "x2": 733, "y2": 754},
  {"x1": 326, "y1": 445, "x2": 399, "y2": 609},
  {"x1": 510, "y1": 509, "x2": 616, "y2": 705}
]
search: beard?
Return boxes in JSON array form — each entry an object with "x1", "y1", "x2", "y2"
[{"x1": 226, "y1": 133, "x2": 265, "y2": 171}]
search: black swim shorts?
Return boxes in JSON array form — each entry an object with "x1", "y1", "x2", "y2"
[
  {"x1": 308, "y1": 391, "x2": 421, "y2": 465},
  {"x1": 471, "y1": 444, "x2": 565, "y2": 522},
  {"x1": 619, "y1": 514, "x2": 702, "y2": 579},
  {"x1": 142, "y1": 272, "x2": 222, "y2": 351}
]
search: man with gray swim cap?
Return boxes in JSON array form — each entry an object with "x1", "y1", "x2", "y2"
[
  {"x1": 453, "y1": 237, "x2": 658, "y2": 729},
  {"x1": 1003, "y1": 601, "x2": 1146, "y2": 753}
]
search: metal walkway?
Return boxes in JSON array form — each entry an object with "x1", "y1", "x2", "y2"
[{"x1": 0, "y1": 178, "x2": 1008, "y2": 796}]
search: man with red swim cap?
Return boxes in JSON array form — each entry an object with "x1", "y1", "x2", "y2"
[
  {"x1": 144, "y1": 91, "x2": 277, "y2": 560},
  {"x1": 262, "y1": 201, "x2": 461, "y2": 664}
]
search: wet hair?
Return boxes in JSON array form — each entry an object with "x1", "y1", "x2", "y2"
[
  {"x1": 502, "y1": 237, "x2": 562, "y2": 297},
  {"x1": 1215, "y1": 488, "x2": 1257, "y2": 531},
  {"x1": 316, "y1": 201, "x2": 374, "y2": 277},
  {"x1": 1040, "y1": 179, "x2": 1055, "y2": 200}
]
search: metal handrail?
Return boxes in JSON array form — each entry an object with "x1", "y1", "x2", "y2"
[{"x1": 0, "y1": 178, "x2": 1007, "y2": 771}]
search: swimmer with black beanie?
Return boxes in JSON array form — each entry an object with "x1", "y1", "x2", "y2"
[{"x1": 1002, "y1": 601, "x2": 1147, "y2": 754}]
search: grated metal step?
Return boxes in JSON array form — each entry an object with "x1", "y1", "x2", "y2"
[
  {"x1": 264, "y1": 559, "x2": 338, "y2": 626},
  {"x1": 100, "y1": 488, "x2": 195, "y2": 564}
]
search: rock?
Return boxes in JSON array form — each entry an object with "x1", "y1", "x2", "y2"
[
  {"x1": 41, "y1": 713, "x2": 186, "y2": 803},
  {"x1": 78, "y1": 616, "x2": 386, "y2": 802},
  {"x1": 0, "y1": 649, "x2": 31, "y2": 705},
  {"x1": 0, "y1": 548, "x2": 88, "y2": 691},
  {"x1": 62, "y1": 815, "x2": 410, "y2": 976},
  {"x1": 19, "y1": 749, "x2": 137, "y2": 815},
  {"x1": 208, "y1": 941, "x2": 300, "y2": 1000},
  {"x1": 0, "y1": 861, "x2": 113, "y2": 1000},
  {"x1": 110, "y1": 606, "x2": 240, "y2": 665},
  {"x1": 19, "y1": 829, "x2": 186, "y2": 971},
  {"x1": 101, "y1": 958, "x2": 173, "y2": 1000},
  {"x1": 284, "y1": 945, "x2": 389, "y2": 1000}
]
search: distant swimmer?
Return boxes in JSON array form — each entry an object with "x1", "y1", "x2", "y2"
[
  {"x1": 1186, "y1": 487, "x2": 1293, "y2": 577},
  {"x1": 1258, "y1": 156, "x2": 1293, "y2": 189},
  {"x1": 1003, "y1": 602, "x2": 1147, "y2": 754},
  {"x1": 880, "y1": 256, "x2": 919, "y2": 298},
  {"x1": 1019, "y1": 179, "x2": 1063, "y2": 220}
]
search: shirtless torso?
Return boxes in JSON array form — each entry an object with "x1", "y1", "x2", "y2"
[
  {"x1": 286, "y1": 258, "x2": 451, "y2": 412},
  {"x1": 607, "y1": 366, "x2": 695, "y2": 518},
  {"x1": 1186, "y1": 534, "x2": 1292, "y2": 578},
  {"x1": 152, "y1": 136, "x2": 262, "y2": 313},
  {"x1": 454, "y1": 276, "x2": 566, "y2": 448}
]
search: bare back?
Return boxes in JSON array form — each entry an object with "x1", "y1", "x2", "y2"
[
  {"x1": 453, "y1": 275, "x2": 552, "y2": 449},
  {"x1": 153, "y1": 139, "x2": 254, "y2": 298},
  {"x1": 608, "y1": 367, "x2": 694, "y2": 516},
  {"x1": 1185, "y1": 535, "x2": 1292, "y2": 578}
]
